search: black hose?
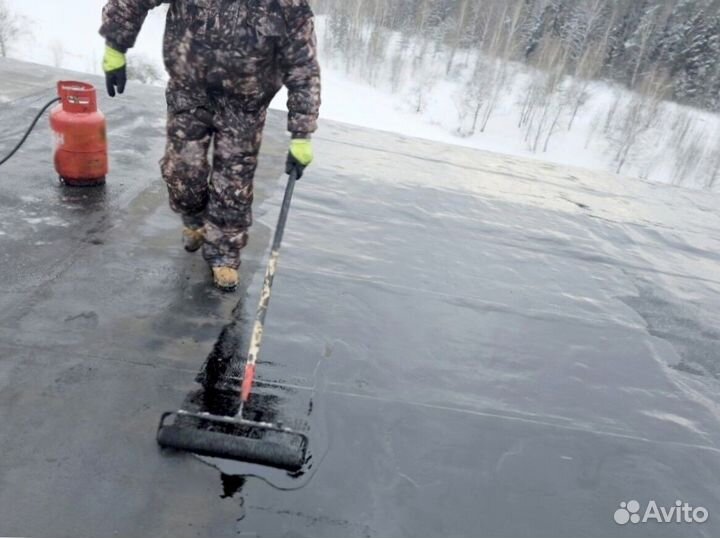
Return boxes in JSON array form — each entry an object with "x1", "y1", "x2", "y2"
[{"x1": 0, "y1": 97, "x2": 61, "y2": 166}]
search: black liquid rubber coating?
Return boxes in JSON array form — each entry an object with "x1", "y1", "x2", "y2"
[{"x1": 157, "y1": 424, "x2": 306, "y2": 472}]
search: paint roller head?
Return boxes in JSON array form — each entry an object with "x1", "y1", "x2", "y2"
[{"x1": 156, "y1": 413, "x2": 307, "y2": 472}]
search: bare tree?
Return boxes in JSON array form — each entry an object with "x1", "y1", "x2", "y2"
[
  {"x1": 613, "y1": 70, "x2": 669, "y2": 174},
  {"x1": 671, "y1": 125, "x2": 706, "y2": 185},
  {"x1": 706, "y1": 149, "x2": 720, "y2": 190},
  {"x1": 411, "y1": 70, "x2": 436, "y2": 114},
  {"x1": 363, "y1": 24, "x2": 389, "y2": 85},
  {"x1": 668, "y1": 108, "x2": 695, "y2": 150},
  {"x1": 702, "y1": 126, "x2": 720, "y2": 190},
  {"x1": 519, "y1": 35, "x2": 569, "y2": 153},
  {"x1": 50, "y1": 39, "x2": 65, "y2": 68},
  {"x1": 628, "y1": 6, "x2": 661, "y2": 90},
  {"x1": 389, "y1": 44, "x2": 405, "y2": 93},
  {"x1": 566, "y1": 2, "x2": 615, "y2": 131},
  {"x1": 456, "y1": 54, "x2": 491, "y2": 136},
  {"x1": 445, "y1": 0, "x2": 470, "y2": 75},
  {"x1": 0, "y1": 0, "x2": 22, "y2": 58},
  {"x1": 478, "y1": 1, "x2": 526, "y2": 132},
  {"x1": 566, "y1": 45, "x2": 605, "y2": 131}
]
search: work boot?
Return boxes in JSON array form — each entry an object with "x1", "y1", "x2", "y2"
[
  {"x1": 212, "y1": 267, "x2": 239, "y2": 291},
  {"x1": 182, "y1": 227, "x2": 205, "y2": 253}
]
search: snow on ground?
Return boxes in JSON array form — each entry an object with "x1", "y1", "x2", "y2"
[
  {"x1": 270, "y1": 67, "x2": 611, "y2": 177},
  {"x1": 4, "y1": 1, "x2": 719, "y2": 191},
  {"x1": 269, "y1": 73, "x2": 485, "y2": 150}
]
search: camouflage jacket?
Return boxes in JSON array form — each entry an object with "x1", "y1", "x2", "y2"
[{"x1": 100, "y1": 0, "x2": 321, "y2": 135}]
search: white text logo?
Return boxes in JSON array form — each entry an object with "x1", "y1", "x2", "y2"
[{"x1": 614, "y1": 500, "x2": 708, "y2": 525}]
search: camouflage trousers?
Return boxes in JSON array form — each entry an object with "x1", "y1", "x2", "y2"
[{"x1": 161, "y1": 101, "x2": 268, "y2": 269}]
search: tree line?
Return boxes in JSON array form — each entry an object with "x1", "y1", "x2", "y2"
[
  {"x1": 314, "y1": 0, "x2": 720, "y2": 112},
  {"x1": 313, "y1": 0, "x2": 720, "y2": 187}
]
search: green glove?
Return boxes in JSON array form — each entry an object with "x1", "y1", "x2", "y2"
[
  {"x1": 290, "y1": 139, "x2": 313, "y2": 166},
  {"x1": 286, "y1": 138, "x2": 313, "y2": 179},
  {"x1": 103, "y1": 45, "x2": 127, "y2": 98}
]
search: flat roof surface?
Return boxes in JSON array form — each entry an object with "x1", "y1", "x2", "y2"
[{"x1": 1, "y1": 58, "x2": 720, "y2": 538}]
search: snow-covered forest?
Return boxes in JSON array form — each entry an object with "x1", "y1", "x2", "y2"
[{"x1": 314, "y1": 0, "x2": 720, "y2": 189}]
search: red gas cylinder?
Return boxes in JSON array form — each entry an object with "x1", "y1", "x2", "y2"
[{"x1": 50, "y1": 81, "x2": 108, "y2": 186}]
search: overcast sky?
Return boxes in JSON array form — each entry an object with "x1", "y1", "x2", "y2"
[{"x1": 5, "y1": 0, "x2": 166, "y2": 73}]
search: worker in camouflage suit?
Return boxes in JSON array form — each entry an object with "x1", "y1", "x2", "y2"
[{"x1": 99, "y1": 0, "x2": 321, "y2": 290}]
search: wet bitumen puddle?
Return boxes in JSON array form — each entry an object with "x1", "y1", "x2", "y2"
[
  {"x1": 158, "y1": 296, "x2": 336, "y2": 500},
  {"x1": 3, "y1": 60, "x2": 720, "y2": 537}
]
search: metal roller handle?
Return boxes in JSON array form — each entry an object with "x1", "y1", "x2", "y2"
[{"x1": 238, "y1": 168, "x2": 300, "y2": 412}]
